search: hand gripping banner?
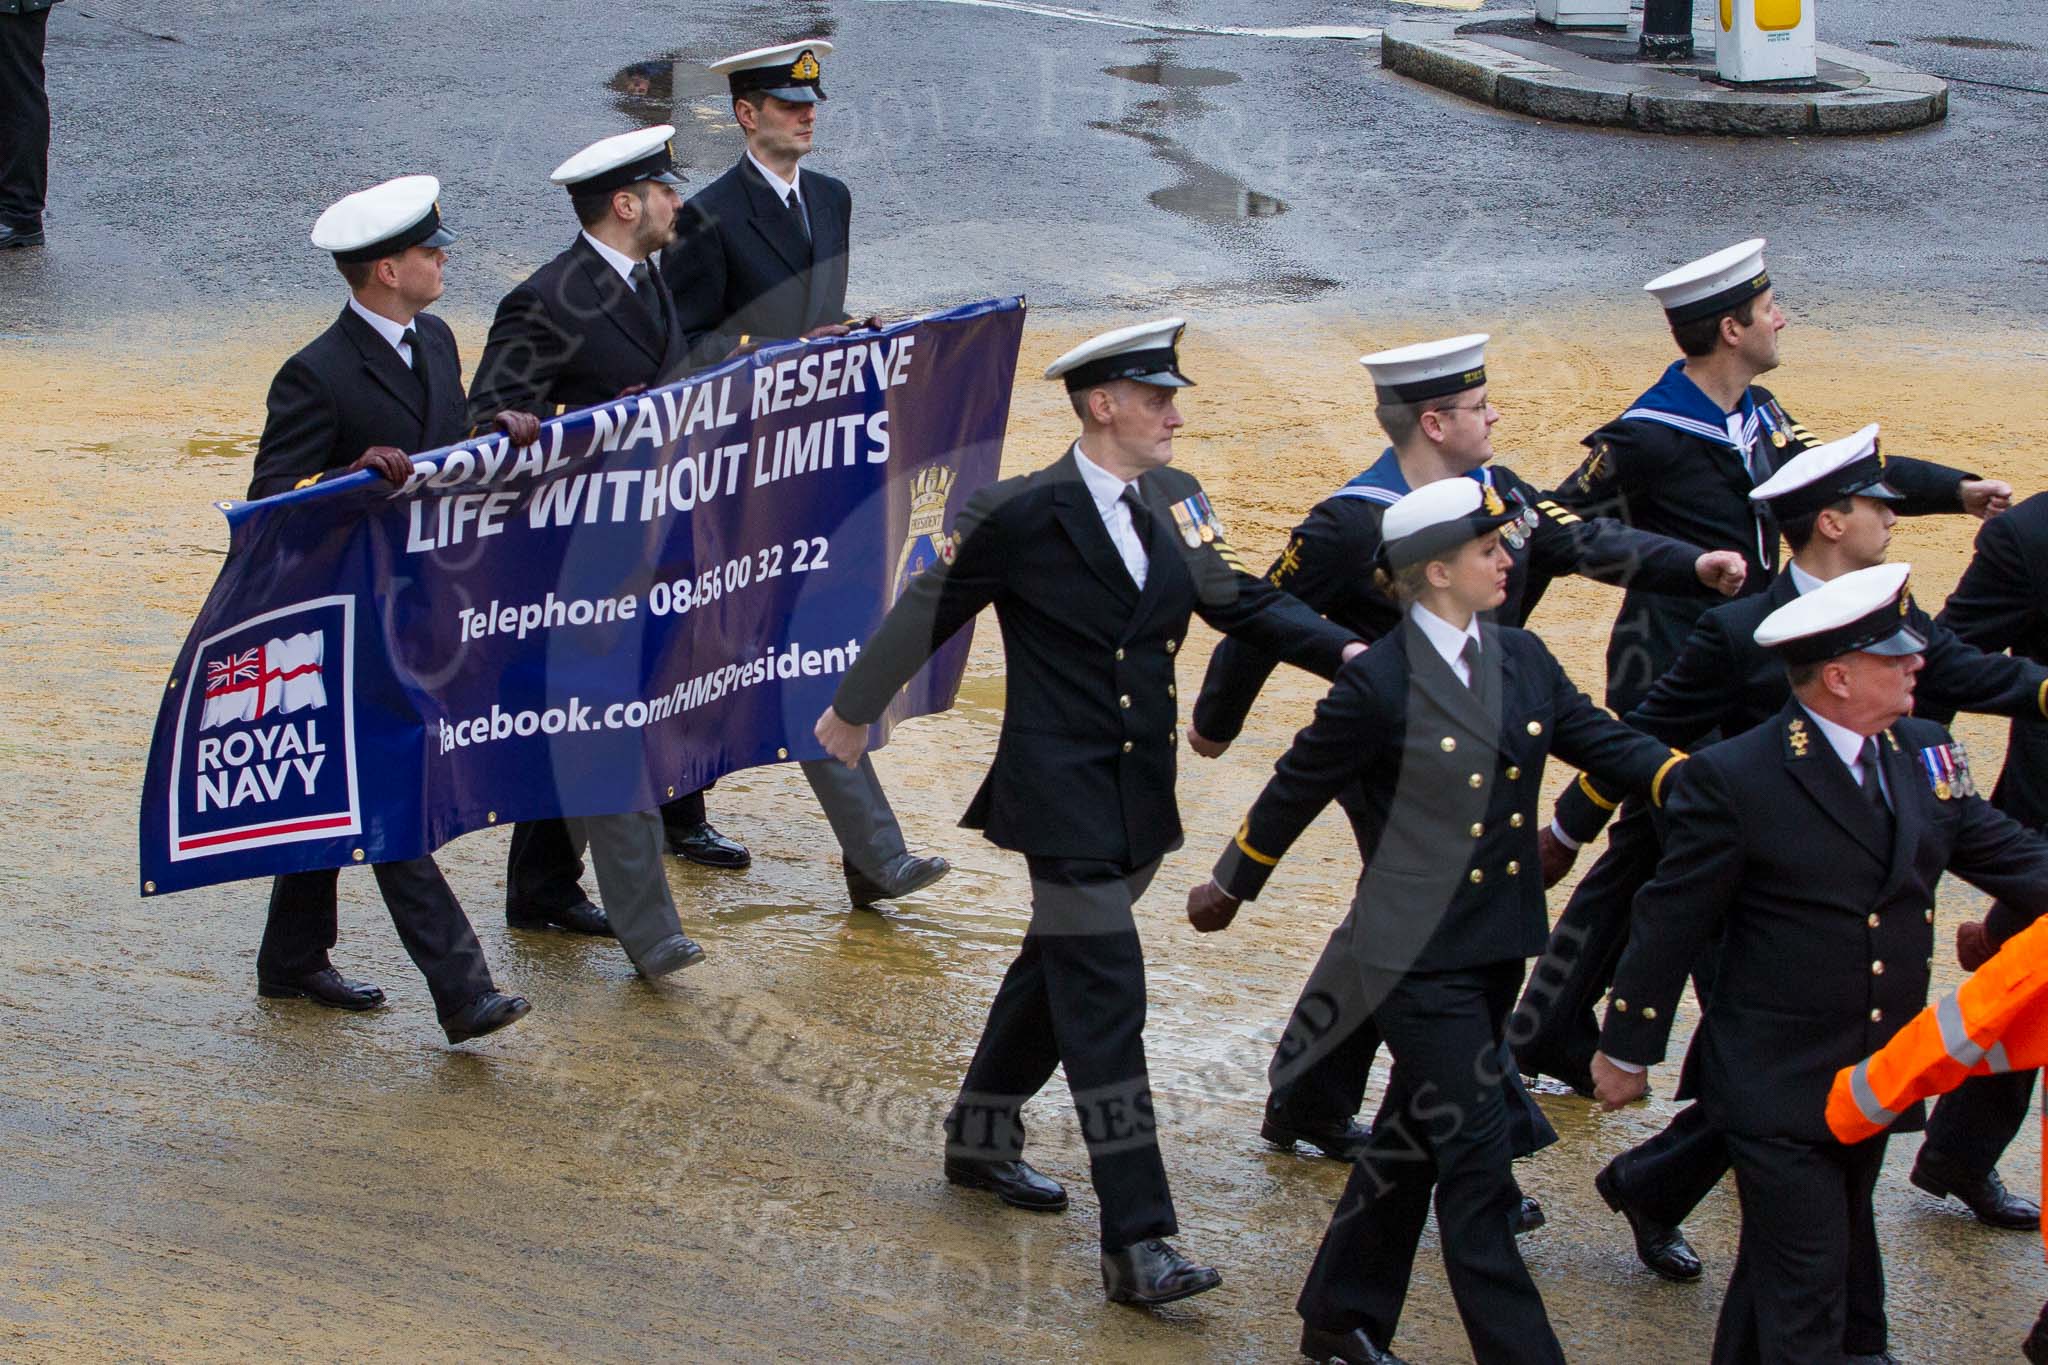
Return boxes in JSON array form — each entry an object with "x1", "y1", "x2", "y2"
[{"x1": 139, "y1": 297, "x2": 1025, "y2": 896}]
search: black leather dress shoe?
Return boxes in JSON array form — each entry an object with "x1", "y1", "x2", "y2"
[
  {"x1": 845, "y1": 852, "x2": 951, "y2": 908},
  {"x1": 1911, "y1": 1147, "x2": 2041, "y2": 1229},
  {"x1": 442, "y1": 991, "x2": 530, "y2": 1044},
  {"x1": 1262, "y1": 1105, "x2": 1372, "y2": 1162},
  {"x1": 1595, "y1": 1162, "x2": 1702, "y2": 1281},
  {"x1": 665, "y1": 820, "x2": 751, "y2": 868},
  {"x1": 636, "y1": 933, "x2": 706, "y2": 979},
  {"x1": 1513, "y1": 1193, "x2": 1547, "y2": 1236},
  {"x1": 257, "y1": 966, "x2": 386, "y2": 1011},
  {"x1": 2023, "y1": 1301, "x2": 2048, "y2": 1364},
  {"x1": 1844, "y1": 1354, "x2": 1900, "y2": 1364},
  {"x1": 944, "y1": 1156, "x2": 1068, "y2": 1210},
  {"x1": 1299, "y1": 1324, "x2": 1409, "y2": 1364},
  {"x1": 0, "y1": 221, "x2": 43, "y2": 249},
  {"x1": 1101, "y1": 1238, "x2": 1221, "y2": 1306},
  {"x1": 507, "y1": 898, "x2": 614, "y2": 936}
]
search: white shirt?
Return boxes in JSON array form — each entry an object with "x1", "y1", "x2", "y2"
[
  {"x1": 1072, "y1": 441, "x2": 1148, "y2": 589},
  {"x1": 747, "y1": 149, "x2": 803, "y2": 208},
  {"x1": 1408, "y1": 602, "x2": 1484, "y2": 686},
  {"x1": 1800, "y1": 702, "x2": 1888, "y2": 799},
  {"x1": 579, "y1": 230, "x2": 645, "y2": 288},
  {"x1": 347, "y1": 295, "x2": 414, "y2": 367},
  {"x1": 1788, "y1": 560, "x2": 1827, "y2": 596}
]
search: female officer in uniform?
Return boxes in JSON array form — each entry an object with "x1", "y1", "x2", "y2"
[{"x1": 1186, "y1": 477, "x2": 1687, "y2": 1365}]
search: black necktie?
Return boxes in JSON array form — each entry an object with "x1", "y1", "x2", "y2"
[
  {"x1": 1860, "y1": 736, "x2": 1894, "y2": 835},
  {"x1": 629, "y1": 260, "x2": 668, "y2": 342},
  {"x1": 785, "y1": 187, "x2": 810, "y2": 242},
  {"x1": 1460, "y1": 637, "x2": 1483, "y2": 690},
  {"x1": 1120, "y1": 486, "x2": 1154, "y2": 545},
  {"x1": 400, "y1": 327, "x2": 427, "y2": 393}
]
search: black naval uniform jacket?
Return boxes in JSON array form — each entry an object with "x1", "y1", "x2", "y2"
[
  {"x1": 1191, "y1": 459, "x2": 1708, "y2": 746},
  {"x1": 1555, "y1": 377, "x2": 1972, "y2": 715},
  {"x1": 464, "y1": 235, "x2": 690, "y2": 428},
  {"x1": 1552, "y1": 569, "x2": 2048, "y2": 844},
  {"x1": 1212, "y1": 621, "x2": 1682, "y2": 973},
  {"x1": 667, "y1": 157, "x2": 851, "y2": 373},
  {"x1": 1602, "y1": 706, "x2": 2048, "y2": 1141},
  {"x1": 832, "y1": 446, "x2": 1357, "y2": 871},
  {"x1": 1939, "y1": 492, "x2": 2048, "y2": 837},
  {"x1": 248, "y1": 306, "x2": 467, "y2": 498}
]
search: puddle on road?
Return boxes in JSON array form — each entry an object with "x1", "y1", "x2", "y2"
[
  {"x1": 1099, "y1": 50, "x2": 1292, "y2": 229},
  {"x1": 1916, "y1": 34, "x2": 2035, "y2": 52},
  {"x1": 1104, "y1": 61, "x2": 1241, "y2": 88}
]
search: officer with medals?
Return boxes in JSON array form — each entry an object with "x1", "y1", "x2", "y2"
[
  {"x1": 815, "y1": 319, "x2": 1363, "y2": 1308},
  {"x1": 1187, "y1": 334, "x2": 1743, "y2": 1166},
  {"x1": 1188, "y1": 477, "x2": 1688, "y2": 1365},
  {"x1": 1526, "y1": 428, "x2": 2048, "y2": 1286},
  {"x1": 1552, "y1": 237, "x2": 2004, "y2": 720},
  {"x1": 1592, "y1": 563, "x2": 2048, "y2": 1365},
  {"x1": 247, "y1": 176, "x2": 532, "y2": 1044},
  {"x1": 465, "y1": 128, "x2": 710, "y2": 981},
  {"x1": 662, "y1": 39, "x2": 948, "y2": 912}
]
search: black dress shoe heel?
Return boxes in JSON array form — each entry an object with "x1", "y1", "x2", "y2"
[
  {"x1": 1299, "y1": 1323, "x2": 1408, "y2": 1364},
  {"x1": 1261, "y1": 1109, "x2": 1372, "y2": 1162},
  {"x1": 442, "y1": 991, "x2": 530, "y2": 1044},
  {"x1": 0, "y1": 222, "x2": 44, "y2": 249},
  {"x1": 1595, "y1": 1162, "x2": 1702, "y2": 1281},
  {"x1": 508, "y1": 898, "x2": 614, "y2": 936},
  {"x1": 256, "y1": 966, "x2": 386, "y2": 1011},
  {"x1": 1101, "y1": 1238, "x2": 1221, "y2": 1306},
  {"x1": 944, "y1": 1157, "x2": 1068, "y2": 1211},
  {"x1": 1911, "y1": 1150, "x2": 2041, "y2": 1229}
]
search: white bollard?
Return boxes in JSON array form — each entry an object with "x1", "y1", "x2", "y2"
[{"x1": 1716, "y1": 0, "x2": 1819, "y2": 82}]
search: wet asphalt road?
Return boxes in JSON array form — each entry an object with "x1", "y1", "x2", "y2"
[
  {"x1": 9, "y1": 0, "x2": 2048, "y2": 337},
  {"x1": 5, "y1": 2, "x2": 2048, "y2": 1362}
]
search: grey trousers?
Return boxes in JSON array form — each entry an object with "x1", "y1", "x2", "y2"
[
  {"x1": 800, "y1": 754, "x2": 907, "y2": 875},
  {"x1": 567, "y1": 810, "x2": 684, "y2": 964}
]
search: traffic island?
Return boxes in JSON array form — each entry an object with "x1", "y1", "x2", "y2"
[{"x1": 1383, "y1": 11, "x2": 1947, "y2": 135}]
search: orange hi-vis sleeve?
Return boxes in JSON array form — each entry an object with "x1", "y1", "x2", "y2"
[{"x1": 1827, "y1": 913, "x2": 2048, "y2": 1145}]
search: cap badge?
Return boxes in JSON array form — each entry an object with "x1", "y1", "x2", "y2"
[{"x1": 793, "y1": 49, "x2": 821, "y2": 80}]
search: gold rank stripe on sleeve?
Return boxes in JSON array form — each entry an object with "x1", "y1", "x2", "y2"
[
  {"x1": 2037, "y1": 678, "x2": 2048, "y2": 720},
  {"x1": 1233, "y1": 820, "x2": 1278, "y2": 866},
  {"x1": 293, "y1": 475, "x2": 320, "y2": 490},
  {"x1": 1576, "y1": 773, "x2": 1620, "y2": 811},
  {"x1": 1215, "y1": 541, "x2": 1250, "y2": 573},
  {"x1": 1650, "y1": 752, "x2": 1687, "y2": 808},
  {"x1": 1536, "y1": 499, "x2": 1581, "y2": 526}
]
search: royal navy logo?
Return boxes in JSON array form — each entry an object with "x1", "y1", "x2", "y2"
[
  {"x1": 167, "y1": 595, "x2": 360, "y2": 862},
  {"x1": 892, "y1": 464, "x2": 959, "y2": 602}
]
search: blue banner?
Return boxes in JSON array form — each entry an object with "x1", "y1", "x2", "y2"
[{"x1": 139, "y1": 298, "x2": 1025, "y2": 896}]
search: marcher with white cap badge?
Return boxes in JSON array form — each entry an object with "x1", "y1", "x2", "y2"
[
  {"x1": 1551, "y1": 236, "x2": 2002, "y2": 721},
  {"x1": 1525, "y1": 424, "x2": 2048, "y2": 1294},
  {"x1": 1592, "y1": 560, "x2": 2048, "y2": 1364},
  {"x1": 668, "y1": 39, "x2": 869, "y2": 371},
  {"x1": 816, "y1": 318, "x2": 1364, "y2": 1308},
  {"x1": 245, "y1": 174, "x2": 537, "y2": 1044},
  {"x1": 1187, "y1": 476, "x2": 1686, "y2": 1365},
  {"x1": 1183, "y1": 332, "x2": 1741, "y2": 1175},
  {"x1": 465, "y1": 128, "x2": 724, "y2": 972}
]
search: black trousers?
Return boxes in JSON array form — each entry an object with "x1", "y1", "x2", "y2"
[
  {"x1": 1296, "y1": 960, "x2": 1564, "y2": 1365},
  {"x1": 654, "y1": 786, "x2": 709, "y2": 842},
  {"x1": 1925, "y1": 1035, "x2": 2038, "y2": 1174},
  {"x1": 511, "y1": 791, "x2": 703, "y2": 912},
  {"x1": 945, "y1": 855, "x2": 1175, "y2": 1251},
  {"x1": 258, "y1": 858, "x2": 493, "y2": 1020},
  {"x1": 0, "y1": 7, "x2": 49, "y2": 228},
  {"x1": 1268, "y1": 906, "x2": 1557, "y2": 1159},
  {"x1": 1716, "y1": 1131, "x2": 1889, "y2": 1364}
]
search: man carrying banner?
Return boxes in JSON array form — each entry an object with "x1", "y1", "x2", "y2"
[
  {"x1": 463, "y1": 126, "x2": 720, "y2": 978},
  {"x1": 816, "y1": 319, "x2": 1363, "y2": 1306},
  {"x1": 667, "y1": 38, "x2": 948, "y2": 912},
  {"x1": 246, "y1": 175, "x2": 534, "y2": 1043}
]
